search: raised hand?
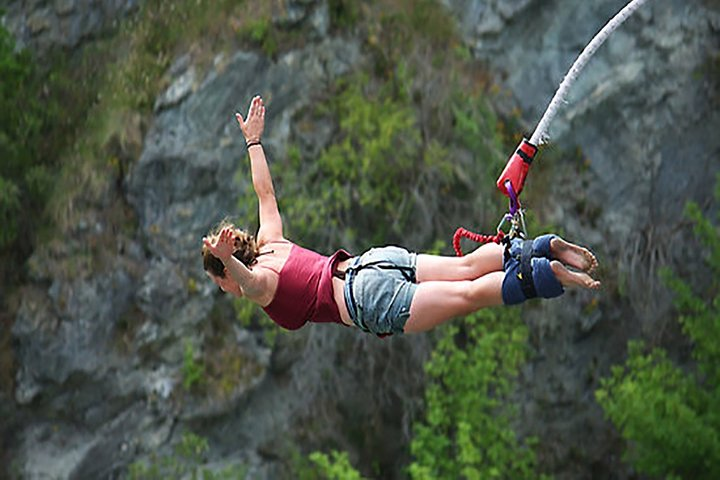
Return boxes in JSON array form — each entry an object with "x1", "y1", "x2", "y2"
[
  {"x1": 203, "y1": 227, "x2": 235, "y2": 262},
  {"x1": 236, "y1": 95, "x2": 265, "y2": 144}
]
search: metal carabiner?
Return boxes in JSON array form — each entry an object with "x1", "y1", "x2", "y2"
[{"x1": 498, "y1": 180, "x2": 528, "y2": 239}]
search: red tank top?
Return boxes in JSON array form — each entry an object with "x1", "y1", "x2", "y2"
[{"x1": 261, "y1": 244, "x2": 352, "y2": 330}]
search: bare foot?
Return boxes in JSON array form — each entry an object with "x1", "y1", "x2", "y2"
[
  {"x1": 551, "y1": 260, "x2": 601, "y2": 289},
  {"x1": 550, "y1": 237, "x2": 599, "y2": 273}
]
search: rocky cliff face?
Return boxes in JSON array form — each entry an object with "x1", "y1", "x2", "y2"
[
  {"x1": 3, "y1": 0, "x2": 719, "y2": 478},
  {"x1": 2, "y1": 0, "x2": 139, "y2": 53}
]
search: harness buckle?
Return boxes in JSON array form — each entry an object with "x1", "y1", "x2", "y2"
[{"x1": 496, "y1": 208, "x2": 528, "y2": 241}]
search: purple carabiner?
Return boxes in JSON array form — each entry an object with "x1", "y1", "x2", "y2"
[{"x1": 505, "y1": 180, "x2": 521, "y2": 216}]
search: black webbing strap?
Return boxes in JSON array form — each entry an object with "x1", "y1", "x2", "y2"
[
  {"x1": 516, "y1": 147, "x2": 533, "y2": 164},
  {"x1": 346, "y1": 260, "x2": 416, "y2": 282},
  {"x1": 519, "y1": 240, "x2": 538, "y2": 299}
]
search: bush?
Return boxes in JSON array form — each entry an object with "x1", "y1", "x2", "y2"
[
  {"x1": 596, "y1": 177, "x2": 720, "y2": 479},
  {"x1": 408, "y1": 308, "x2": 548, "y2": 479},
  {"x1": 127, "y1": 432, "x2": 246, "y2": 479},
  {"x1": 307, "y1": 451, "x2": 366, "y2": 480},
  {"x1": 0, "y1": 22, "x2": 53, "y2": 249}
]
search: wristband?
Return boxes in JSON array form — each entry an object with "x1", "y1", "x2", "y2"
[{"x1": 246, "y1": 141, "x2": 262, "y2": 149}]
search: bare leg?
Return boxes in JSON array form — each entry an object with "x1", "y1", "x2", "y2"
[
  {"x1": 416, "y1": 242, "x2": 504, "y2": 282},
  {"x1": 550, "y1": 237, "x2": 598, "y2": 273},
  {"x1": 404, "y1": 272, "x2": 504, "y2": 333},
  {"x1": 551, "y1": 260, "x2": 601, "y2": 289}
]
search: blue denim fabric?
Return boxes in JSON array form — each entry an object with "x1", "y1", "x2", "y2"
[
  {"x1": 502, "y1": 234, "x2": 564, "y2": 305},
  {"x1": 343, "y1": 246, "x2": 418, "y2": 335}
]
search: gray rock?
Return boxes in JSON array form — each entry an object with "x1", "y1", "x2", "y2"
[
  {"x1": 2, "y1": 0, "x2": 138, "y2": 52},
  {"x1": 154, "y1": 66, "x2": 197, "y2": 112}
]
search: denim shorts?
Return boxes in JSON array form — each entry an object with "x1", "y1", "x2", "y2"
[{"x1": 343, "y1": 246, "x2": 418, "y2": 335}]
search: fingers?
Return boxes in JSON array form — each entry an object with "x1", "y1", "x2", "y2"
[
  {"x1": 220, "y1": 227, "x2": 233, "y2": 243},
  {"x1": 203, "y1": 237, "x2": 221, "y2": 258},
  {"x1": 223, "y1": 228, "x2": 236, "y2": 246},
  {"x1": 237, "y1": 96, "x2": 264, "y2": 121},
  {"x1": 249, "y1": 95, "x2": 263, "y2": 118},
  {"x1": 248, "y1": 97, "x2": 256, "y2": 118},
  {"x1": 235, "y1": 96, "x2": 265, "y2": 140},
  {"x1": 249, "y1": 96, "x2": 261, "y2": 118},
  {"x1": 203, "y1": 228, "x2": 233, "y2": 250}
]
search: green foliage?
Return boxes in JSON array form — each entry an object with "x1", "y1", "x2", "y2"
[
  {"x1": 239, "y1": 17, "x2": 278, "y2": 58},
  {"x1": 0, "y1": 176, "x2": 20, "y2": 248},
  {"x1": 368, "y1": 0, "x2": 457, "y2": 76},
  {"x1": 451, "y1": 96, "x2": 505, "y2": 177},
  {"x1": 408, "y1": 308, "x2": 548, "y2": 479},
  {"x1": 0, "y1": 23, "x2": 56, "y2": 249},
  {"x1": 182, "y1": 341, "x2": 205, "y2": 391},
  {"x1": 127, "y1": 432, "x2": 246, "y2": 480},
  {"x1": 279, "y1": 73, "x2": 456, "y2": 246},
  {"x1": 233, "y1": 296, "x2": 279, "y2": 346},
  {"x1": 328, "y1": 0, "x2": 361, "y2": 30},
  {"x1": 305, "y1": 451, "x2": 366, "y2": 480},
  {"x1": 596, "y1": 342, "x2": 720, "y2": 479},
  {"x1": 319, "y1": 75, "x2": 419, "y2": 214},
  {"x1": 596, "y1": 178, "x2": 720, "y2": 479}
]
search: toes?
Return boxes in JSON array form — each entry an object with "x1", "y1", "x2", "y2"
[{"x1": 580, "y1": 248, "x2": 598, "y2": 274}]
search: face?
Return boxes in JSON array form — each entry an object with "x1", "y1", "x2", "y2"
[{"x1": 206, "y1": 271, "x2": 243, "y2": 297}]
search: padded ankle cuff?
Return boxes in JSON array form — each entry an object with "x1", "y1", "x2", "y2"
[
  {"x1": 532, "y1": 234, "x2": 556, "y2": 258},
  {"x1": 501, "y1": 255, "x2": 564, "y2": 305},
  {"x1": 531, "y1": 257, "x2": 564, "y2": 299}
]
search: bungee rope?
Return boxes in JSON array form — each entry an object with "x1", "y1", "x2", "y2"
[{"x1": 454, "y1": 0, "x2": 652, "y2": 257}]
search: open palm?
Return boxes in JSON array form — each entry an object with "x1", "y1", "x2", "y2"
[{"x1": 236, "y1": 95, "x2": 265, "y2": 143}]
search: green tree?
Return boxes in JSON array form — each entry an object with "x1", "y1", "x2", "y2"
[
  {"x1": 408, "y1": 308, "x2": 548, "y2": 479},
  {"x1": 596, "y1": 178, "x2": 720, "y2": 479}
]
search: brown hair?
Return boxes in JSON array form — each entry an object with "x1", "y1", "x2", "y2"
[{"x1": 202, "y1": 220, "x2": 260, "y2": 278}]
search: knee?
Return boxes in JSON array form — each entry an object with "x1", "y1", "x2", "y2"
[{"x1": 466, "y1": 242, "x2": 503, "y2": 271}]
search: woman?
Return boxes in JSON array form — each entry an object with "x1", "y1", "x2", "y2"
[{"x1": 202, "y1": 96, "x2": 600, "y2": 336}]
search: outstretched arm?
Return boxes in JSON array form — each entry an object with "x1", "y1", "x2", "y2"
[{"x1": 236, "y1": 95, "x2": 283, "y2": 244}]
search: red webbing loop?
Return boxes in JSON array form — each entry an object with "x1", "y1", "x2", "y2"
[{"x1": 453, "y1": 227, "x2": 505, "y2": 257}]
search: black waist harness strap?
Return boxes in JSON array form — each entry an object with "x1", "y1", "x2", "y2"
[{"x1": 345, "y1": 260, "x2": 416, "y2": 282}]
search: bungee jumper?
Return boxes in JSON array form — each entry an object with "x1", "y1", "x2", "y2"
[
  {"x1": 201, "y1": 96, "x2": 599, "y2": 337},
  {"x1": 201, "y1": 0, "x2": 652, "y2": 336}
]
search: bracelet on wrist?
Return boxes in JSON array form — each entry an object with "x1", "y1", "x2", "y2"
[{"x1": 246, "y1": 140, "x2": 262, "y2": 149}]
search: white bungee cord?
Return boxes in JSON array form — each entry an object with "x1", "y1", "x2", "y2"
[{"x1": 529, "y1": 0, "x2": 653, "y2": 146}]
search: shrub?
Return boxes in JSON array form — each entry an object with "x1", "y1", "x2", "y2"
[
  {"x1": 127, "y1": 432, "x2": 246, "y2": 479},
  {"x1": 596, "y1": 177, "x2": 720, "y2": 479},
  {"x1": 0, "y1": 22, "x2": 54, "y2": 249},
  {"x1": 408, "y1": 308, "x2": 548, "y2": 479}
]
